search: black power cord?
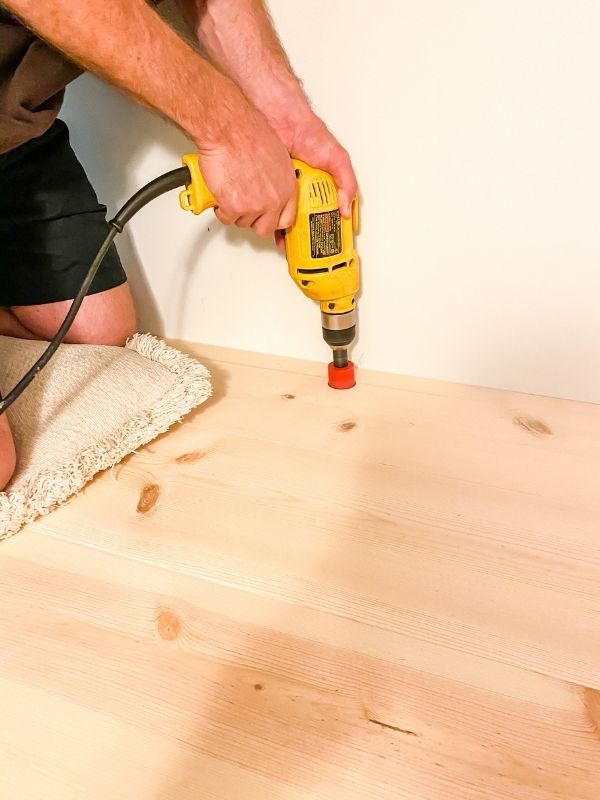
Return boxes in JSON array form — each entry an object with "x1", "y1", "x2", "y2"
[{"x1": 0, "y1": 166, "x2": 191, "y2": 416}]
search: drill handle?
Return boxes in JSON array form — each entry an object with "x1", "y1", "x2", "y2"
[{"x1": 179, "y1": 154, "x2": 217, "y2": 215}]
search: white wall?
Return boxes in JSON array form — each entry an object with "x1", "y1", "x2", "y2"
[{"x1": 62, "y1": 0, "x2": 600, "y2": 403}]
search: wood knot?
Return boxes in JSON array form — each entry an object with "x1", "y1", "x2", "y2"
[
  {"x1": 137, "y1": 483, "x2": 161, "y2": 514},
  {"x1": 254, "y1": 683, "x2": 264, "y2": 691},
  {"x1": 583, "y1": 687, "x2": 600, "y2": 739},
  {"x1": 175, "y1": 450, "x2": 205, "y2": 464},
  {"x1": 338, "y1": 420, "x2": 357, "y2": 432},
  {"x1": 157, "y1": 610, "x2": 180, "y2": 641},
  {"x1": 513, "y1": 416, "x2": 552, "y2": 436},
  {"x1": 282, "y1": 394, "x2": 296, "y2": 400}
]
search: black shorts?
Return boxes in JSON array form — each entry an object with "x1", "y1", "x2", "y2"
[{"x1": 0, "y1": 119, "x2": 126, "y2": 306}]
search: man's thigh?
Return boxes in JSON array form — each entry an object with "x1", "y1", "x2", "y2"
[{"x1": 0, "y1": 118, "x2": 129, "y2": 312}]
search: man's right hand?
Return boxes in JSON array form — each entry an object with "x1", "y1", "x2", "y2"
[{"x1": 196, "y1": 101, "x2": 297, "y2": 238}]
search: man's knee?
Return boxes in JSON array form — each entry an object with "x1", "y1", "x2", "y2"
[
  {"x1": 11, "y1": 283, "x2": 137, "y2": 347},
  {"x1": 68, "y1": 284, "x2": 137, "y2": 346},
  {"x1": 0, "y1": 417, "x2": 16, "y2": 490}
]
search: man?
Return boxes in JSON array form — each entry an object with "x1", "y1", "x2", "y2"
[{"x1": 0, "y1": 0, "x2": 358, "y2": 488}]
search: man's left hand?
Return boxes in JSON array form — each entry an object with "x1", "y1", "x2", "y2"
[
  {"x1": 273, "y1": 111, "x2": 358, "y2": 250},
  {"x1": 280, "y1": 112, "x2": 358, "y2": 218}
]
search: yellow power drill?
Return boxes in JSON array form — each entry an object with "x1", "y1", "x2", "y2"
[
  {"x1": 0, "y1": 154, "x2": 360, "y2": 415},
  {"x1": 180, "y1": 155, "x2": 360, "y2": 389}
]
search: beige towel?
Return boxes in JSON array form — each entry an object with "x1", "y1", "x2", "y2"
[{"x1": 0, "y1": 333, "x2": 211, "y2": 539}]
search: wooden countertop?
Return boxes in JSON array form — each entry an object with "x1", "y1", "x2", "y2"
[{"x1": 1, "y1": 342, "x2": 599, "y2": 799}]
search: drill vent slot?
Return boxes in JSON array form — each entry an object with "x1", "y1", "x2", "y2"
[
  {"x1": 298, "y1": 262, "x2": 346, "y2": 276},
  {"x1": 309, "y1": 179, "x2": 336, "y2": 207},
  {"x1": 298, "y1": 267, "x2": 329, "y2": 274}
]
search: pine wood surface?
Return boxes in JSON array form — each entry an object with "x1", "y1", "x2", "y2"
[{"x1": 1, "y1": 342, "x2": 599, "y2": 799}]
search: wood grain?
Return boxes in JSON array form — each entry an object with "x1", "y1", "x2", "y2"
[{"x1": 1, "y1": 343, "x2": 600, "y2": 799}]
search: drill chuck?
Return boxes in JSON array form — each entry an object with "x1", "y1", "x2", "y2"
[{"x1": 321, "y1": 309, "x2": 356, "y2": 350}]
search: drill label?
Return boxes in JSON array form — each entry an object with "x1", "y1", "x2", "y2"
[{"x1": 309, "y1": 210, "x2": 342, "y2": 258}]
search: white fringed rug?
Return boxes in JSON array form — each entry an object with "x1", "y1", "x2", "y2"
[{"x1": 0, "y1": 333, "x2": 212, "y2": 539}]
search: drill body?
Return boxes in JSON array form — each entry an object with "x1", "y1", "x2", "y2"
[
  {"x1": 179, "y1": 155, "x2": 360, "y2": 387},
  {"x1": 285, "y1": 160, "x2": 359, "y2": 381}
]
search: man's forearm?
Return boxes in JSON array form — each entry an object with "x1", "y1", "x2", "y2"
[
  {"x1": 178, "y1": 0, "x2": 310, "y2": 142},
  {"x1": 3, "y1": 0, "x2": 248, "y2": 149}
]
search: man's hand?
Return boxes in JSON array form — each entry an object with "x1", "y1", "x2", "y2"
[
  {"x1": 197, "y1": 101, "x2": 297, "y2": 237},
  {"x1": 275, "y1": 111, "x2": 358, "y2": 219},
  {"x1": 272, "y1": 109, "x2": 358, "y2": 251}
]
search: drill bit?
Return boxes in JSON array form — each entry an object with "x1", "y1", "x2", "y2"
[{"x1": 332, "y1": 348, "x2": 349, "y2": 368}]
